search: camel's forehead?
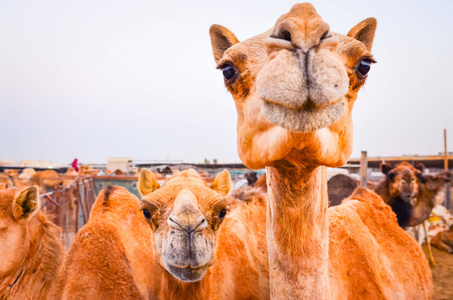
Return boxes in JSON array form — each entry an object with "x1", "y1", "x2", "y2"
[
  {"x1": 222, "y1": 30, "x2": 370, "y2": 68},
  {"x1": 391, "y1": 164, "x2": 418, "y2": 179},
  {"x1": 158, "y1": 175, "x2": 215, "y2": 200}
]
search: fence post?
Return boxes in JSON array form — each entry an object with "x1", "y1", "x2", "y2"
[
  {"x1": 360, "y1": 151, "x2": 368, "y2": 187},
  {"x1": 445, "y1": 129, "x2": 451, "y2": 211}
]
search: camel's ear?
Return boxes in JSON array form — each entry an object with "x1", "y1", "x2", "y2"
[
  {"x1": 415, "y1": 163, "x2": 425, "y2": 173},
  {"x1": 0, "y1": 183, "x2": 5, "y2": 190},
  {"x1": 211, "y1": 170, "x2": 232, "y2": 196},
  {"x1": 209, "y1": 25, "x2": 239, "y2": 63},
  {"x1": 381, "y1": 163, "x2": 392, "y2": 175},
  {"x1": 139, "y1": 169, "x2": 160, "y2": 196},
  {"x1": 13, "y1": 186, "x2": 39, "y2": 220},
  {"x1": 347, "y1": 18, "x2": 377, "y2": 51}
]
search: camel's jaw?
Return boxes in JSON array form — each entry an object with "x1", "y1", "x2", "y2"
[
  {"x1": 261, "y1": 98, "x2": 346, "y2": 132},
  {"x1": 164, "y1": 262, "x2": 209, "y2": 282}
]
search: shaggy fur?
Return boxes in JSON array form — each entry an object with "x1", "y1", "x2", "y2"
[
  {"x1": 0, "y1": 187, "x2": 64, "y2": 300},
  {"x1": 53, "y1": 186, "x2": 161, "y2": 299}
]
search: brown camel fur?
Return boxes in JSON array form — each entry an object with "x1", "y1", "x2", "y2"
[
  {"x1": 53, "y1": 186, "x2": 161, "y2": 299},
  {"x1": 139, "y1": 169, "x2": 269, "y2": 300},
  {"x1": 210, "y1": 3, "x2": 432, "y2": 298},
  {"x1": 410, "y1": 169, "x2": 453, "y2": 226},
  {"x1": 0, "y1": 185, "x2": 64, "y2": 299},
  {"x1": 431, "y1": 226, "x2": 453, "y2": 254},
  {"x1": 374, "y1": 162, "x2": 423, "y2": 228},
  {"x1": 327, "y1": 174, "x2": 358, "y2": 206},
  {"x1": 0, "y1": 174, "x2": 13, "y2": 188}
]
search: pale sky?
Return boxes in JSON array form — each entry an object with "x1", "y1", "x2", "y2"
[{"x1": 1, "y1": 0, "x2": 452, "y2": 166}]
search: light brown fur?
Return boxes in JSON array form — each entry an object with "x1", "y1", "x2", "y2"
[
  {"x1": 53, "y1": 186, "x2": 161, "y2": 299},
  {"x1": 139, "y1": 169, "x2": 269, "y2": 299},
  {"x1": 210, "y1": 3, "x2": 432, "y2": 299},
  {"x1": 0, "y1": 186, "x2": 64, "y2": 300}
]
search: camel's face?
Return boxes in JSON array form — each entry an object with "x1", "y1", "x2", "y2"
[
  {"x1": 0, "y1": 186, "x2": 39, "y2": 277},
  {"x1": 210, "y1": 3, "x2": 377, "y2": 169},
  {"x1": 139, "y1": 169, "x2": 231, "y2": 282},
  {"x1": 382, "y1": 162, "x2": 423, "y2": 205}
]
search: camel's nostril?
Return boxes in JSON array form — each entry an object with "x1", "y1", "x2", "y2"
[
  {"x1": 320, "y1": 30, "x2": 331, "y2": 40},
  {"x1": 278, "y1": 29, "x2": 292, "y2": 42}
]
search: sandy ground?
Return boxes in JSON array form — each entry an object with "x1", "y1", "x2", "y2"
[{"x1": 423, "y1": 244, "x2": 453, "y2": 300}]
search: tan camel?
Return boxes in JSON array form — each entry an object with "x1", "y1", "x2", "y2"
[
  {"x1": 139, "y1": 169, "x2": 268, "y2": 299},
  {"x1": 210, "y1": 3, "x2": 432, "y2": 298},
  {"x1": 0, "y1": 185, "x2": 64, "y2": 299},
  {"x1": 30, "y1": 170, "x2": 63, "y2": 193},
  {"x1": 53, "y1": 185, "x2": 160, "y2": 299}
]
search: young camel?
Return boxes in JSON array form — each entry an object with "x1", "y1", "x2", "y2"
[
  {"x1": 139, "y1": 169, "x2": 269, "y2": 299},
  {"x1": 0, "y1": 184, "x2": 64, "y2": 299},
  {"x1": 210, "y1": 3, "x2": 432, "y2": 299}
]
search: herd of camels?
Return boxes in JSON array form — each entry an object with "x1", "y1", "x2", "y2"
[{"x1": 2, "y1": 3, "x2": 453, "y2": 299}]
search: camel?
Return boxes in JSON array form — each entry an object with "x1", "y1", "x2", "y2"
[
  {"x1": 0, "y1": 185, "x2": 64, "y2": 299},
  {"x1": 374, "y1": 162, "x2": 424, "y2": 227},
  {"x1": 409, "y1": 168, "x2": 453, "y2": 226},
  {"x1": 327, "y1": 174, "x2": 358, "y2": 206},
  {"x1": 139, "y1": 169, "x2": 269, "y2": 299},
  {"x1": 0, "y1": 173, "x2": 13, "y2": 188},
  {"x1": 30, "y1": 170, "x2": 63, "y2": 193},
  {"x1": 78, "y1": 165, "x2": 99, "y2": 176},
  {"x1": 431, "y1": 226, "x2": 453, "y2": 253},
  {"x1": 53, "y1": 185, "x2": 161, "y2": 299},
  {"x1": 209, "y1": 3, "x2": 432, "y2": 298}
]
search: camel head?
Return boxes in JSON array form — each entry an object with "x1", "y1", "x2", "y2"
[
  {"x1": 139, "y1": 169, "x2": 232, "y2": 282},
  {"x1": 210, "y1": 3, "x2": 376, "y2": 169},
  {"x1": 381, "y1": 162, "x2": 424, "y2": 205},
  {"x1": 0, "y1": 186, "x2": 39, "y2": 277}
]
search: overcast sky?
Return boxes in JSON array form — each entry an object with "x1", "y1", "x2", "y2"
[{"x1": 1, "y1": 0, "x2": 452, "y2": 166}]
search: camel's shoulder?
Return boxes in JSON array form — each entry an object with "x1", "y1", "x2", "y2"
[{"x1": 328, "y1": 188, "x2": 433, "y2": 299}]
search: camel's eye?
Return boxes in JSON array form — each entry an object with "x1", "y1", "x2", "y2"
[
  {"x1": 356, "y1": 59, "x2": 372, "y2": 78},
  {"x1": 221, "y1": 65, "x2": 236, "y2": 81},
  {"x1": 219, "y1": 209, "x2": 227, "y2": 219},
  {"x1": 143, "y1": 209, "x2": 152, "y2": 219}
]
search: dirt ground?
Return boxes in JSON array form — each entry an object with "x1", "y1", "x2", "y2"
[{"x1": 423, "y1": 244, "x2": 453, "y2": 300}]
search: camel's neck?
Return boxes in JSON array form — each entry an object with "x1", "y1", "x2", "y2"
[
  {"x1": 266, "y1": 165, "x2": 330, "y2": 299},
  {"x1": 160, "y1": 270, "x2": 210, "y2": 300}
]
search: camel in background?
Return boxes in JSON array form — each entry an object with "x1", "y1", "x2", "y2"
[
  {"x1": 327, "y1": 174, "x2": 358, "y2": 206},
  {"x1": 31, "y1": 170, "x2": 63, "y2": 193},
  {"x1": 374, "y1": 162, "x2": 424, "y2": 227},
  {"x1": 139, "y1": 169, "x2": 268, "y2": 299},
  {"x1": 210, "y1": 3, "x2": 432, "y2": 298},
  {"x1": 0, "y1": 185, "x2": 64, "y2": 299}
]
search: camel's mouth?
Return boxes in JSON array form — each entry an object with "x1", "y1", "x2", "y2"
[
  {"x1": 261, "y1": 98, "x2": 346, "y2": 132},
  {"x1": 164, "y1": 261, "x2": 209, "y2": 282}
]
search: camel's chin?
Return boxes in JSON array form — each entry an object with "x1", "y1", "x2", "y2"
[
  {"x1": 261, "y1": 99, "x2": 345, "y2": 132},
  {"x1": 164, "y1": 262, "x2": 209, "y2": 282}
]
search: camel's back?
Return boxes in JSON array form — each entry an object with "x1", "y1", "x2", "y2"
[
  {"x1": 328, "y1": 188, "x2": 432, "y2": 299},
  {"x1": 53, "y1": 186, "x2": 160, "y2": 299}
]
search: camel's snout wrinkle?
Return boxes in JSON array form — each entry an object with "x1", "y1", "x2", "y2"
[{"x1": 256, "y1": 2, "x2": 349, "y2": 132}]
